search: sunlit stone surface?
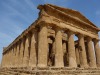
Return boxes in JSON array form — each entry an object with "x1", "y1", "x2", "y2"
[{"x1": 0, "y1": 4, "x2": 100, "y2": 75}]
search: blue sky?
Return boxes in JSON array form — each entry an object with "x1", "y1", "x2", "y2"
[{"x1": 0, "y1": 0, "x2": 100, "y2": 63}]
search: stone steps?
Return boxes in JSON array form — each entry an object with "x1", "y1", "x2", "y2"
[
  {"x1": 0, "y1": 67, "x2": 100, "y2": 75},
  {"x1": 0, "y1": 68, "x2": 19, "y2": 75}
]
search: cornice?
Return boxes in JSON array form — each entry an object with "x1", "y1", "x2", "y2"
[{"x1": 38, "y1": 4, "x2": 100, "y2": 31}]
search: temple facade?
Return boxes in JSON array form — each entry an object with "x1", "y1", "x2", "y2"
[{"x1": 1, "y1": 4, "x2": 100, "y2": 75}]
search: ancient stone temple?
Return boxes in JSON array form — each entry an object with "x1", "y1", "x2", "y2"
[{"x1": 1, "y1": 4, "x2": 100, "y2": 75}]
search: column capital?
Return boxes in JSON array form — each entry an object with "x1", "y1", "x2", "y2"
[
  {"x1": 93, "y1": 38, "x2": 99, "y2": 42},
  {"x1": 67, "y1": 30, "x2": 74, "y2": 35},
  {"x1": 77, "y1": 33, "x2": 84, "y2": 38},
  {"x1": 38, "y1": 21, "x2": 49, "y2": 28},
  {"x1": 87, "y1": 36, "x2": 92, "y2": 41},
  {"x1": 54, "y1": 26, "x2": 62, "y2": 32},
  {"x1": 31, "y1": 28, "x2": 38, "y2": 33}
]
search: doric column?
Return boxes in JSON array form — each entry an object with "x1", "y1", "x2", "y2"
[
  {"x1": 51, "y1": 41, "x2": 55, "y2": 66},
  {"x1": 9, "y1": 50, "x2": 11, "y2": 67},
  {"x1": 1, "y1": 53, "x2": 4, "y2": 67},
  {"x1": 15, "y1": 44, "x2": 19, "y2": 67},
  {"x1": 23, "y1": 34, "x2": 30, "y2": 67},
  {"x1": 38, "y1": 24, "x2": 48, "y2": 67},
  {"x1": 7, "y1": 50, "x2": 10, "y2": 67},
  {"x1": 17, "y1": 41, "x2": 21, "y2": 67},
  {"x1": 78, "y1": 34, "x2": 88, "y2": 67},
  {"x1": 63, "y1": 42, "x2": 67, "y2": 54},
  {"x1": 5, "y1": 53, "x2": 8, "y2": 67},
  {"x1": 14, "y1": 44, "x2": 17, "y2": 67},
  {"x1": 87, "y1": 37, "x2": 96, "y2": 67},
  {"x1": 55, "y1": 27, "x2": 64, "y2": 67},
  {"x1": 19, "y1": 38, "x2": 25, "y2": 67},
  {"x1": 13, "y1": 46, "x2": 16, "y2": 67},
  {"x1": 6, "y1": 52, "x2": 9, "y2": 67},
  {"x1": 68, "y1": 31, "x2": 77, "y2": 67},
  {"x1": 12, "y1": 47, "x2": 14, "y2": 67},
  {"x1": 75, "y1": 47, "x2": 80, "y2": 67},
  {"x1": 93, "y1": 39, "x2": 100, "y2": 67},
  {"x1": 29, "y1": 29, "x2": 37, "y2": 67},
  {"x1": 5, "y1": 53, "x2": 7, "y2": 67}
]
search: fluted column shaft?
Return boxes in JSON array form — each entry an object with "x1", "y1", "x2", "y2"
[
  {"x1": 29, "y1": 30, "x2": 37, "y2": 67},
  {"x1": 14, "y1": 45, "x2": 17, "y2": 67},
  {"x1": 75, "y1": 48, "x2": 80, "y2": 66},
  {"x1": 68, "y1": 31, "x2": 77, "y2": 67},
  {"x1": 9, "y1": 50, "x2": 11, "y2": 67},
  {"x1": 1, "y1": 54, "x2": 4, "y2": 67},
  {"x1": 11, "y1": 47, "x2": 14, "y2": 67},
  {"x1": 15, "y1": 44, "x2": 19, "y2": 67},
  {"x1": 55, "y1": 27, "x2": 64, "y2": 67},
  {"x1": 38, "y1": 25, "x2": 48, "y2": 67},
  {"x1": 87, "y1": 37, "x2": 96, "y2": 67},
  {"x1": 63, "y1": 42, "x2": 67, "y2": 54},
  {"x1": 12, "y1": 47, "x2": 15, "y2": 67},
  {"x1": 19, "y1": 39, "x2": 25, "y2": 67},
  {"x1": 94, "y1": 39, "x2": 100, "y2": 67},
  {"x1": 78, "y1": 34, "x2": 88, "y2": 67},
  {"x1": 23, "y1": 35, "x2": 30, "y2": 67},
  {"x1": 5, "y1": 53, "x2": 7, "y2": 67}
]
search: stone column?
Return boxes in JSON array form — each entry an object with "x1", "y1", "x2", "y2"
[
  {"x1": 9, "y1": 50, "x2": 11, "y2": 67},
  {"x1": 5, "y1": 53, "x2": 7, "y2": 67},
  {"x1": 1, "y1": 54, "x2": 4, "y2": 67},
  {"x1": 15, "y1": 44, "x2": 19, "y2": 67},
  {"x1": 38, "y1": 24, "x2": 48, "y2": 67},
  {"x1": 29, "y1": 29, "x2": 37, "y2": 68},
  {"x1": 7, "y1": 51, "x2": 9, "y2": 67},
  {"x1": 3, "y1": 54, "x2": 6, "y2": 67},
  {"x1": 63, "y1": 42, "x2": 66, "y2": 54},
  {"x1": 23, "y1": 34, "x2": 30, "y2": 67},
  {"x1": 4, "y1": 53, "x2": 7, "y2": 67},
  {"x1": 93, "y1": 39, "x2": 100, "y2": 67},
  {"x1": 14, "y1": 44, "x2": 17, "y2": 67},
  {"x1": 19, "y1": 38, "x2": 25, "y2": 67},
  {"x1": 6, "y1": 52, "x2": 9, "y2": 67},
  {"x1": 5, "y1": 52, "x2": 8, "y2": 67},
  {"x1": 12, "y1": 47, "x2": 14, "y2": 67},
  {"x1": 2, "y1": 51, "x2": 6, "y2": 67},
  {"x1": 75, "y1": 47, "x2": 80, "y2": 67},
  {"x1": 68, "y1": 31, "x2": 77, "y2": 67},
  {"x1": 51, "y1": 41, "x2": 55, "y2": 66},
  {"x1": 55, "y1": 27, "x2": 64, "y2": 67},
  {"x1": 87, "y1": 37, "x2": 96, "y2": 67},
  {"x1": 13, "y1": 46, "x2": 16, "y2": 67},
  {"x1": 17, "y1": 41, "x2": 21, "y2": 67},
  {"x1": 78, "y1": 34, "x2": 88, "y2": 67}
]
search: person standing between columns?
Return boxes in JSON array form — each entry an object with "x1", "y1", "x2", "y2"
[
  {"x1": 38, "y1": 24, "x2": 48, "y2": 67},
  {"x1": 87, "y1": 37, "x2": 97, "y2": 67},
  {"x1": 93, "y1": 39, "x2": 100, "y2": 67},
  {"x1": 67, "y1": 30, "x2": 77, "y2": 67},
  {"x1": 77, "y1": 34, "x2": 88, "y2": 68},
  {"x1": 55, "y1": 27, "x2": 64, "y2": 67}
]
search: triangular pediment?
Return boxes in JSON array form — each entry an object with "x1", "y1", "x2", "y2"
[{"x1": 43, "y1": 4, "x2": 97, "y2": 28}]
